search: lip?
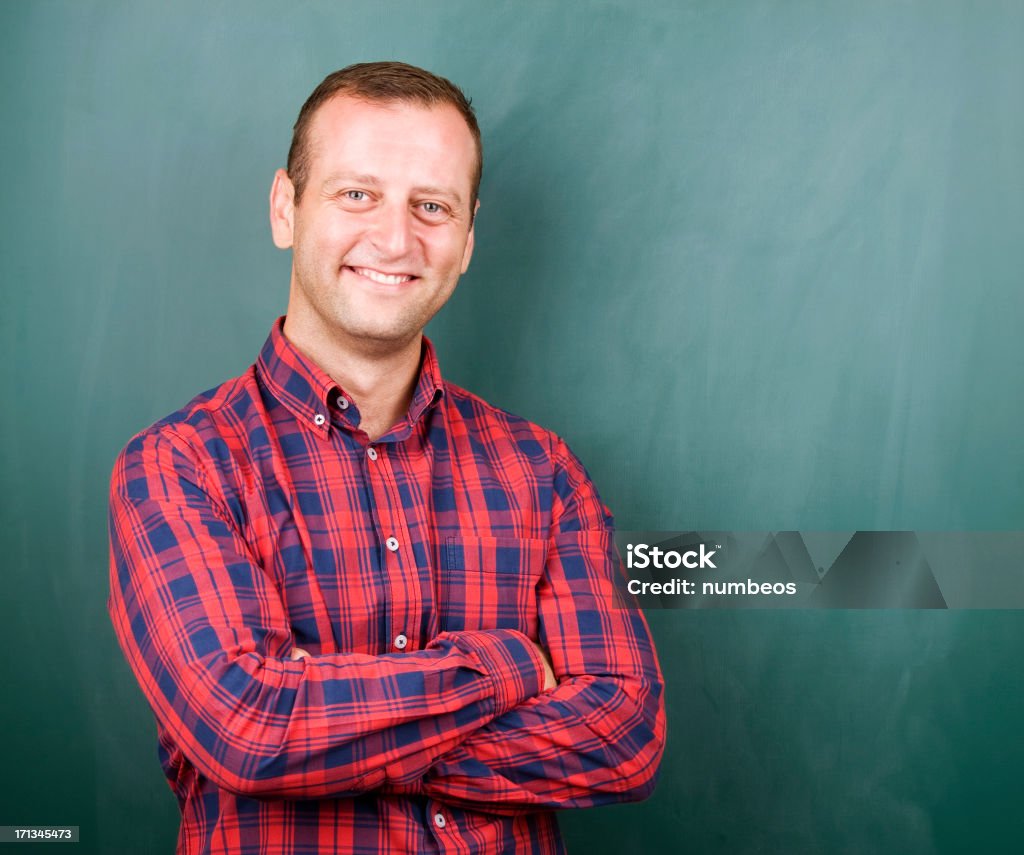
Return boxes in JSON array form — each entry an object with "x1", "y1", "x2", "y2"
[{"x1": 345, "y1": 265, "x2": 418, "y2": 286}]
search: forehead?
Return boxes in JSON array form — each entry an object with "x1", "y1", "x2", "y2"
[{"x1": 304, "y1": 95, "x2": 477, "y2": 197}]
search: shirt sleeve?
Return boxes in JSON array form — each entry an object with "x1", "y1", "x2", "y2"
[
  {"x1": 108, "y1": 426, "x2": 546, "y2": 800},
  {"x1": 383, "y1": 438, "x2": 667, "y2": 811}
]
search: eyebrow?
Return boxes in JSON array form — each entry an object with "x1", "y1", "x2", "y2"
[
  {"x1": 320, "y1": 173, "x2": 464, "y2": 207},
  {"x1": 321, "y1": 173, "x2": 381, "y2": 190}
]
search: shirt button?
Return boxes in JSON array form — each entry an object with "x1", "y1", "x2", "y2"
[
  {"x1": 386, "y1": 536, "x2": 400, "y2": 552},
  {"x1": 313, "y1": 413, "x2": 326, "y2": 426},
  {"x1": 337, "y1": 395, "x2": 349, "y2": 410},
  {"x1": 394, "y1": 634, "x2": 408, "y2": 650},
  {"x1": 433, "y1": 813, "x2": 446, "y2": 829},
  {"x1": 367, "y1": 447, "x2": 378, "y2": 461}
]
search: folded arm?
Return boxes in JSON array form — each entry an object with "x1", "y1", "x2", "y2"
[
  {"x1": 385, "y1": 440, "x2": 667, "y2": 811},
  {"x1": 108, "y1": 427, "x2": 546, "y2": 800}
]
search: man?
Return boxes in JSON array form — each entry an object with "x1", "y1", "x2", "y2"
[{"x1": 109, "y1": 62, "x2": 665, "y2": 854}]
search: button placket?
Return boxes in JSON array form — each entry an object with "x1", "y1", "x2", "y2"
[{"x1": 363, "y1": 434, "x2": 424, "y2": 671}]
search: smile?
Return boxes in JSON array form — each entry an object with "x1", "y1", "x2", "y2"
[{"x1": 348, "y1": 266, "x2": 416, "y2": 285}]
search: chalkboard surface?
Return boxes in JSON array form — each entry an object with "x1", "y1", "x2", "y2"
[{"x1": 3, "y1": 2, "x2": 1022, "y2": 852}]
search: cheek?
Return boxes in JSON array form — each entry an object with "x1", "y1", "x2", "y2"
[
  {"x1": 299, "y1": 214, "x2": 361, "y2": 258},
  {"x1": 421, "y1": 231, "x2": 471, "y2": 272}
]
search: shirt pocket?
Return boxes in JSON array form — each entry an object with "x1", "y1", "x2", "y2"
[{"x1": 439, "y1": 535, "x2": 548, "y2": 634}]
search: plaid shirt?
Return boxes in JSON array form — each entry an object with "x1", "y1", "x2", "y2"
[{"x1": 108, "y1": 319, "x2": 665, "y2": 855}]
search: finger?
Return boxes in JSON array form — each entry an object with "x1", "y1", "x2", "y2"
[{"x1": 290, "y1": 647, "x2": 310, "y2": 660}]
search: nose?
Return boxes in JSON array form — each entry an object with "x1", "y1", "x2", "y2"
[{"x1": 368, "y1": 201, "x2": 414, "y2": 260}]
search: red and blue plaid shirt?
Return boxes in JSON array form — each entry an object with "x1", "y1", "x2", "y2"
[{"x1": 108, "y1": 319, "x2": 665, "y2": 854}]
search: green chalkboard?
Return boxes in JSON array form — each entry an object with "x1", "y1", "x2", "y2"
[{"x1": 3, "y1": 1, "x2": 1022, "y2": 852}]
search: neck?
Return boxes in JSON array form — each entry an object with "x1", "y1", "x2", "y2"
[{"x1": 282, "y1": 314, "x2": 423, "y2": 442}]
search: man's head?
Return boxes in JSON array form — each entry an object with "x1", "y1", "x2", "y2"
[
  {"x1": 270, "y1": 62, "x2": 482, "y2": 359},
  {"x1": 286, "y1": 62, "x2": 482, "y2": 210}
]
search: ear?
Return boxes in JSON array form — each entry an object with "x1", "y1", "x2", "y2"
[
  {"x1": 269, "y1": 168, "x2": 296, "y2": 249},
  {"x1": 460, "y1": 200, "x2": 480, "y2": 273}
]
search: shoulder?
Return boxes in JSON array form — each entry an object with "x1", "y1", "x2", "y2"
[
  {"x1": 441, "y1": 380, "x2": 563, "y2": 462},
  {"x1": 441, "y1": 382, "x2": 602, "y2": 510},
  {"x1": 114, "y1": 368, "x2": 262, "y2": 483},
  {"x1": 440, "y1": 381, "x2": 612, "y2": 529}
]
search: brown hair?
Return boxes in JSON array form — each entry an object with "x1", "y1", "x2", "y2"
[{"x1": 286, "y1": 61, "x2": 482, "y2": 208}]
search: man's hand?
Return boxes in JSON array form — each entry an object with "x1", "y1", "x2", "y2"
[
  {"x1": 291, "y1": 647, "x2": 310, "y2": 661},
  {"x1": 531, "y1": 641, "x2": 557, "y2": 691}
]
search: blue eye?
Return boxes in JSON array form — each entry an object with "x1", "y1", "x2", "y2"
[
  {"x1": 419, "y1": 202, "x2": 449, "y2": 219},
  {"x1": 345, "y1": 190, "x2": 367, "y2": 201}
]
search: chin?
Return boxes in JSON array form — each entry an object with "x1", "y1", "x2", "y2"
[{"x1": 340, "y1": 321, "x2": 424, "y2": 349}]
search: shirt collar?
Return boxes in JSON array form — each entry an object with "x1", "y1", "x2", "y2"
[{"x1": 256, "y1": 317, "x2": 445, "y2": 439}]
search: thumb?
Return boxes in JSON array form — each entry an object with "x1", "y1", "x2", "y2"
[{"x1": 290, "y1": 647, "x2": 310, "y2": 661}]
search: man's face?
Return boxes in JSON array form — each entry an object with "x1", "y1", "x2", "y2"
[{"x1": 271, "y1": 95, "x2": 478, "y2": 354}]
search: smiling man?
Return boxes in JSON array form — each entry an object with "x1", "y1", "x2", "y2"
[{"x1": 108, "y1": 62, "x2": 665, "y2": 855}]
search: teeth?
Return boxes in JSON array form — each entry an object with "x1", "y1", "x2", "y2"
[{"x1": 352, "y1": 267, "x2": 413, "y2": 285}]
